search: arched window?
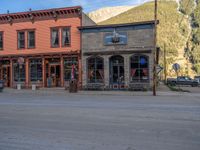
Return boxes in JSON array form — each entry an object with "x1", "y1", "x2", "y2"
[
  {"x1": 87, "y1": 57, "x2": 104, "y2": 83},
  {"x1": 130, "y1": 55, "x2": 149, "y2": 82}
]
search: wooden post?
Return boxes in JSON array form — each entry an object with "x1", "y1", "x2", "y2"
[
  {"x1": 25, "y1": 58, "x2": 29, "y2": 88},
  {"x1": 42, "y1": 57, "x2": 46, "y2": 87},
  {"x1": 10, "y1": 59, "x2": 13, "y2": 88},
  {"x1": 78, "y1": 54, "x2": 82, "y2": 89},
  {"x1": 153, "y1": 0, "x2": 158, "y2": 96},
  {"x1": 60, "y1": 56, "x2": 64, "y2": 87},
  {"x1": 0, "y1": 64, "x2": 2, "y2": 80}
]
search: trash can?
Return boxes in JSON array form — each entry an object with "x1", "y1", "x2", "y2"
[
  {"x1": 69, "y1": 79, "x2": 78, "y2": 93},
  {"x1": 17, "y1": 84, "x2": 21, "y2": 90},
  {"x1": 47, "y1": 77, "x2": 52, "y2": 88},
  {"x1": 0, "y1": 80, "x2": 4, "y2": 92},
  {"x1": 32, "y1": 84, "x2": 36, "y2": 91}
]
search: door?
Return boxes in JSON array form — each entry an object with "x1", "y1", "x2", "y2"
[
  {"x1": 2, "y1": 66, "x2": 10, "y2": 87},
  {"x1": 110, "y1": 55, "x2": 125, "y2": 89},
  {"x1": 49, "y1": 65, "x2": 61, "y2": 87}
]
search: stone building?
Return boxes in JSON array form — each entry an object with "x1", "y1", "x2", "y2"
[{"x1": 79, "y1": 21, "x2": 156, "y2": 90}]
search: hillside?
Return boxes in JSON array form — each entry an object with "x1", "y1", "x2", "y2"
[
  {"x1": 100, "y1": 1, "x2": 198, "y2": 77},
  {"x1": 88, "y1": 6, "x2": 135, "y2": 23}
]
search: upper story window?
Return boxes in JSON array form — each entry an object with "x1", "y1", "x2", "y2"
[
  {"x1": 0, "y1": 32, "x2": 3, "y2": 50},
  {"x1": 62, "y1": 28, "x2": 70, "y2": 47},
  {"x1": 17, "y1": 30, "x2": 35, "y2": 49},
  {"x1": 18, "y1": 31, "x2": 25, "y2": 49},
  {"x1": 51, "y1": 28, "x2": 59, "y2": 47},
  {"x1": 51, "y1": 27, "x2": 71, "y2": 48},
  {"x1": 28, "y1": 31, "x2": 35, "y2": 48}
]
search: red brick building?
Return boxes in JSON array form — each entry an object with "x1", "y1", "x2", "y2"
[{"x1": 0, "y1": 6, "x2": 95, "y2": 88}]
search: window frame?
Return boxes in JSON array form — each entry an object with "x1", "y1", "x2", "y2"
[
  {"x1": 27, "y1": 30, "x2": 36, "y2": 49},
  {"x1": 87, "y1": 56, "x2": 104, "y2": 84},
  {"x1": 130, "y1": 55, "x2": 149, "y2": 83},
  {"x1": 63, "y1": 57, "x2": 78, "y2": 81},
  {"x1": 0, "y1": 31, "x2": 3, "y2": 50},
  {"x1": 50, "y1": 27, "x2": 60, "y2": 48},
  {"x1": 13, "y1": 60, "x2": 26, "y2": 82},
  {"x1": 29, "y1": 59, "x2": 43, "y2": 82},
  {"x1": 17, "y1": 31, "x2": 26, "y2": 49},
  {"x1": 61, "y1": 27, "x2": 71, "y2": 47}
]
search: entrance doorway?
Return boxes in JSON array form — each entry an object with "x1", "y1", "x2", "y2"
[
  {"x1": 49, "y1": 65, "x2": 61, "y2": 87},
  {"x1": 109, "y1": 55, "x2": 125, "y2": 89},
  {"x1": 0, "y1": 65, "x2": 10, "y2": 87}
]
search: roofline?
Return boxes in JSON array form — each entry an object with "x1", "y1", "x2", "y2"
[
  {"x1": 0, "y1": 6, "x2": 82, "y2": 16},
  {"x1": 78, "y1": 20, "x2": 159, "y2": 30}
]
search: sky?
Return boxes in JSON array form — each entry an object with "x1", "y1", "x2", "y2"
[{"x1": 0, "y1": 0, "x2": 146, "y2": 14}]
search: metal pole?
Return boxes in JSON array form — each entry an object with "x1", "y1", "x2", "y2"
[
  {"x1": 153, "y1": 0, "x2": 157, "y2": 96},
  {"x1": 164, "y1": 43, "x2": 167, "y2": 84}
]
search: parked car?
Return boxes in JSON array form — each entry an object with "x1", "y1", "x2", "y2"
[
  {"x1": 194, "y1": 76, "x2": 200, "y2": 85},
  {"x1": 167, "y1": 76, "x2": 198, "y2": 87}
]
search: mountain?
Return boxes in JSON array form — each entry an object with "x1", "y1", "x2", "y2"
[
  {"x1": 100, "y1": 0, "x2": 200, "y2": 77},
  {"x1": 88, "y1": 6, "x2": 135, "y2": 23}
]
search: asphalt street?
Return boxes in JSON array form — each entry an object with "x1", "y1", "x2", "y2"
[{"x1": 0, "y1": 90, "x2": 200, "y2": 150}]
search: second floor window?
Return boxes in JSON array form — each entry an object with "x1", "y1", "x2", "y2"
[
  {"x1": 28, "y1": 31, "x2": 35, "y2": 48},
  {"x1": 0, "y1": 32, "x2": 3, "y2": 50},
  {"x1": 51, "y1": 28, "x2": 59, "y2": 47},
  {"x1": 62, "y1": 28, "x2": 70, "y2": 46},
  {"x1": 18, "y1": 31, "x2": 25, "y2": 49},
  {"x1": 51, "y1": 27, "x2": 71, "y2": 48}
]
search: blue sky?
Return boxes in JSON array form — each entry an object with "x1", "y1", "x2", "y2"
[{"x1": 0, "y1": 0, "x2": 145, "y2": 14}]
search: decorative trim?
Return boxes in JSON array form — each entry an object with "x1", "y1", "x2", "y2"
[
  {"x1": 0, "y1": 6, "x2": 82, "y2": 24},
  {"x1": 83, "y1": 50, "x2": 152, "y2": 56}
]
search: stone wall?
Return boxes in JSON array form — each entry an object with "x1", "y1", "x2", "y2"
[{"x1": 81, "y1": 23, "x2": 154, "y2": 90}]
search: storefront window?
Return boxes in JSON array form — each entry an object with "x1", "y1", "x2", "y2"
[
  {"x1": 64, "y1": 57, "x2": 78, "y2": 81},
  {"x1": 87, "y1": 57, "x2": 104, "y2": 83},
  {"x1": 30, "y1": 59, "x2": 42, "y2": 82},
  {"x1": 13, "y1": 61, "x2": 25, "y2": 82},
  {"x1": 130, "y1": 55, "x2": 149, "y2": 82}
]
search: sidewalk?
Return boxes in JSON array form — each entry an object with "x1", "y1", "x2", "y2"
[{"x1": 1, "y1": 87, "x2": 197, "y2": 97}]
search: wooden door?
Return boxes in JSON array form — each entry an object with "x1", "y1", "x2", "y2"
[{"x1": 49, "y1": 65, "x2": 61, "y2": 87}]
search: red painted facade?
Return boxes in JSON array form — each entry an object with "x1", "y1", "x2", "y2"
[{"x1": 0, "y1": 6, "x2": 82, "y2": 88}]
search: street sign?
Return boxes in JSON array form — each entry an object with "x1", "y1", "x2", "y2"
[
  {"x1": 172, "y1": 63, "x2": 180, "y2": 72},
  {"x1": 156, "y1": 65, "x2": 163, "y2": 74}
]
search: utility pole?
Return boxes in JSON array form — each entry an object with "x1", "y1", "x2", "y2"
[
  {"x1": 164, "y1": 44, "x2": 167, "y2": 84},
  {"x1": 153, "y1": 0, "x2": 158, "y2": 96}
]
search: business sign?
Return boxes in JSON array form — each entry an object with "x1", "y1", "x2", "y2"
[
  {"x1": 104, "y1": 30, "x2": 127, "y2": 45},
  {"x1": 156, "y1": 65, "x2": 163, "y2": 74},
  {"x1": 172, "y1": 63, "x2": 180, "y2": 72}
]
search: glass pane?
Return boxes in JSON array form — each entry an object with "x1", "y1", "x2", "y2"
[
  {"x1": 64, "y1": 57, "x2": 78, "y2": 81},
  {"x1": 14, "y1": 63, "x2": 25, "y2": 82},
  {"x1": 0, "y1": 32, "x2": 3, "y2": 49},
  {"x1": 30, "y1": 59, "x2": 42, "y2": 82},
  {"x1": 18, "y1": 32, "x2": 25, "y2": 49},
  {"x1": 51, "y1": 29, "x2": 59, "y2": 47},
  {"x1": 130, "y1": 55, "x2": 149, "y2": 82},
  {"x1": 87, "y1": 57, "x2": 104, "y2": 83},
  {"x1": 28, "y1": 31, "x2": 35, "y2": 48},
  {"x1": 62, "y1": 28, "x2": 70, "y2": 46}
]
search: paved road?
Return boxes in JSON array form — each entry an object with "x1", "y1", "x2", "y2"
[{"x1": 0, "y1": 90, "x2": 200, "y2": 150}]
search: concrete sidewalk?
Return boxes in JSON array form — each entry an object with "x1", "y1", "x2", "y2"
[{"x1": 1, "y1": 87, "x2": 199, "y2": 97}]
